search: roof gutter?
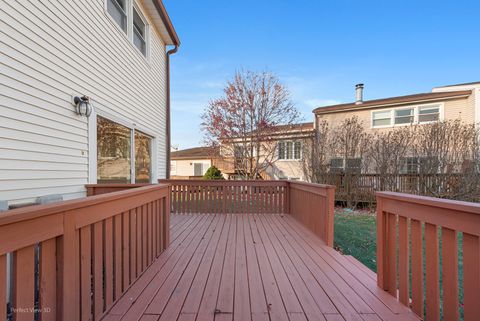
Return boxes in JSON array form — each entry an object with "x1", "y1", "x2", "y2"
[
  {"x1": 165, "y1": 45, "x2": 179, "y2": 179},
  {"x1": 314, "y1": 92, "x2": 471, "y2": 115}
]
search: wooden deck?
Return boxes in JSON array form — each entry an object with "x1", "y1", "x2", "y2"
[{"x1": 102, "y1": 213, "x2": 420, "y2": 321}]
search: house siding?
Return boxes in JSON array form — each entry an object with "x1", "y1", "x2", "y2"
[
  {"x1": 172, "y1": 159, "x2": 212, "y2": 177},
  {"x1": 316, "y1": 96, "x2": 475, "y2": 134},
  {"x1": 0, "y1": 0, "x2": 168, "y2": 204}
]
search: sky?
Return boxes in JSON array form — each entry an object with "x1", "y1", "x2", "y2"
[{"x1": 164, "y1": 0, "x2": 480, "y2": 150}]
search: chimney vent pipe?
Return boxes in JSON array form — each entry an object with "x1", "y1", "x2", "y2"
[{"x1": 355, "y1": 83, "x2": 364, "y2": 104}]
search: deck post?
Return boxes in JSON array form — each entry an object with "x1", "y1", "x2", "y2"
[
  {"x1": 376, "y1": 196, "x2": 387, "y2": 290},
  {"x1": 284, "y1": 181, "x2": 290, "y2": 214},
  {"x1": 222, "y1": 184, "x2": 227, "y2": 214},
  {"x1": 164, "y1": 189, "x2": 171, "y2": 249},
  {"x1": 325, "y1": 187, "x2": 335, "y2": 247},
  {"x1": 59, "y1": 213, "x2": 79, "y2": 321}
]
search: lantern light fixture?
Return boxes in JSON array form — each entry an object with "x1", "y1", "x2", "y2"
[{"x1": 73, "y1": 95, "x2": 93, "y2": 117}]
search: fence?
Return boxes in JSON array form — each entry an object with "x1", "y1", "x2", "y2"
[
  {"x1": 320, "y1": 173, "x2": 480, "y2": 204},
  {"x1": 0, "y1": 184, "x2": 170, "y2": 321},
  {"x1": 376, "y1": 192, "x2": 480, "y2": 321}
]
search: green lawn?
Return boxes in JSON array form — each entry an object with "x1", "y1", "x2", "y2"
[
  {"x1": 334, "y1": 208, "x2": 465, "y2": 320},
  {"x1": 334, "y1": 208, "x2": 377, "y2": 272}
]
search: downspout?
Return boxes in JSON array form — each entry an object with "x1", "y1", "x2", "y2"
[{"x1": 166, "y1": 45, "x2": 179, "y2": 179}]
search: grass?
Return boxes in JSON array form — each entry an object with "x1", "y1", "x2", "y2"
[
  {"x1": 334, "y1": 208, "x2": 466, "y2": 320},
  {"x1": 333, "y1": 208, "x2": 377, "y2": 272}
]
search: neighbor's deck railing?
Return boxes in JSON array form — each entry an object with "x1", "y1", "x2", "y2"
[
  {"x1": 377, "y1": 192, "x2": 480, "y2": 321},
  {"x1": 160, "y1": 180, "x2": 335, "y2": 246},
  {"x1": 0, "y1": 184, "x2": 170, "y2": 321}
]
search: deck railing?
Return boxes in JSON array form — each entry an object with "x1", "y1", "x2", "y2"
[
  {"x1": 376, "y1": 192, "x2": 480, "y2": 321},
  {"x1": 160, "y1": 179, "x2": 335, "y2": 246},
  {"x1": 159, "y1": 179, "x2": 289, "y2": 214},
  {"x1": 289, "y1": 181, "x2": 335, "y2": 247},
  {"x1": 0, "y1": 184, "x2": 170, "y2": 321},
  {"x1": 85, "y1": 183, "x2": 151, "y2": 196}
]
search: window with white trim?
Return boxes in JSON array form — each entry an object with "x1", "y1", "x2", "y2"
[
  {"x1": 107, "y1": 0, "x2": 127, "y2": 33},
  {"x1": 278, "y1": 141, "x2": 302, "y2": 160},
  {"x1": 418, "y1": 105, "x2": 440, "y2": 123},
  {"x1": 170, "y1": 161, "x2": 177, "y2": 175},
  {"x1": 402, "y1": 157, "x2": 419, "y2": 174},
  {"x1": 97, "y1": 116, "x2": 154, "y2": 183},
  {"x1": 330, "y1": 158, "x2": 344, "y2": 173},
  {"x1": 401, "y1": 156, "x2": 439, "y2": 174},
  {"x1": 345, "y1": 158, "x2": 362, "y2": 173},
  {"x1": 394, "y1": 108, "x2": 414, "y2": 125},
  {"x1": 133, "y1": 6, "x2": 147, "y2": 56},
  {"x1": 106, "y1": 0, "x2": 149, "y2": 58},
  {"x1": 372, "y1": 104, "x2": 442, "y2": 128},
  {"x1": 330, "y1": 158, "x2": 362, "y2": 173},
  {"x1": 372, "y1": 110, "x2": 392, "y2": 127}
]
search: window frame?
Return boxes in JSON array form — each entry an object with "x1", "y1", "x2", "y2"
[
  {"x1": 329, "y1": 158, "x2": 345, "y2": 173},
  {"x1": 329, "y1": 157, "x2": 362, "y2": 173},
  {"x1": 277, "y1": 141, "x2": 302, "y2": 161},
  {"x1": 418, "y1": 105, "x2": 441, "y2": 124},
  {"x1": 371, "y1": 103, "x2": 444, "y2": 129},
  {"x1": 89, "y1": 110, "x2": 157, "y2": 184},
  {"x1": 106, "y1": 0, "x2": 128, "y2": 33},
  {"x1": 132, "y1": 2, "x2": 150, "y2": 58},
  {"x1": 104, "y1": 0, "x2": 151, "y2": 61},
  {"x1": 372, "y1": 110, "x2": 393, "y2": 128},
  {"x1": 394, "y1": 107, "x2": 415, "y2": 125}
]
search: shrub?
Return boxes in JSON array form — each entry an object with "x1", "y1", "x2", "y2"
[{"x1": 203, "y1": 166, "x2": 224, "y2": 180}]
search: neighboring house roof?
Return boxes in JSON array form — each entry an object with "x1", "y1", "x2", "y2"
[
  {"x1": 153, "y1": 0, "x2": 180, "y2": 46},
  {"x1": 171, "y1": 147, "x2": 219, "y2": 160},
  {"x1": 269, "y1": 122, "x2": 314, "y2": 132},
  {"x1": 225, "y1": 122, "x2": 315, "y2": 143},
  {"x1": 435, "y1": 81, "x2": 480, "y2": 88},
  {"x1": 313, "y1": 90, "x2": 472, "y2": 114}
]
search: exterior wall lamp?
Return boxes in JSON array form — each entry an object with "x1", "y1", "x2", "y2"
[{"x1": 73, "y1": 95, "x2": 93, "y2": 117}]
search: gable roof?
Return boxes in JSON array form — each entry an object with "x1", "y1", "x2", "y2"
[
  {"x1": 171, "y1": 147, "x2": 219, "y2": 160},
  {"x1": 313, "y1": 90, "x2": 472, "y2": 114}
]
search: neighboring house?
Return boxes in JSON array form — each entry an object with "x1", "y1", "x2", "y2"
[
  {"x1": 313, "y1": 82, "x2": 480, "y2": 174},
  {"x1": 314, "y1": 82, "x2": 479, "y2": 132},
  {"x1": 170, "y1": 147, "x2": 219, "y2": 179},
  {"x1": 0, "y1": 0, "x2": 180, "y2": 206},
  {"x1": 217, "y1": 122, "x2": 315, "y2": 181}
]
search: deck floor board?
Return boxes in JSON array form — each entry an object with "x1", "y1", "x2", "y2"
[{"x1": 103, "y1": 214, "x2": 421, "y2": 321}]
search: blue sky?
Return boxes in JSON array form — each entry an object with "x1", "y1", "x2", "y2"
[{"x1": 165, "y1": 0, "x2": 480, "y2": 149}]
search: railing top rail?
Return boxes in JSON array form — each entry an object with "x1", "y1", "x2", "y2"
[
  {"x1": 0, "y1": 184, "x2": 170, "y2": 227},
  {"x1": 85, "y1": 183, "x2": 152, "y2": 188},
  {"x1": 289, "y1": 181, "x2": 336, "y2": 189},
  {"x1": 160, "y1": 179, "x2": 289, "y2": 186},
  {"x1": 377, "y1": 191, "x2": 480, "y2": 215}
]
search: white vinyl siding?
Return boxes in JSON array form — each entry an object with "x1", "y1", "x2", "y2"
[{"x1": 0, "y1": 0, "x2": 168, "y2": 205}]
